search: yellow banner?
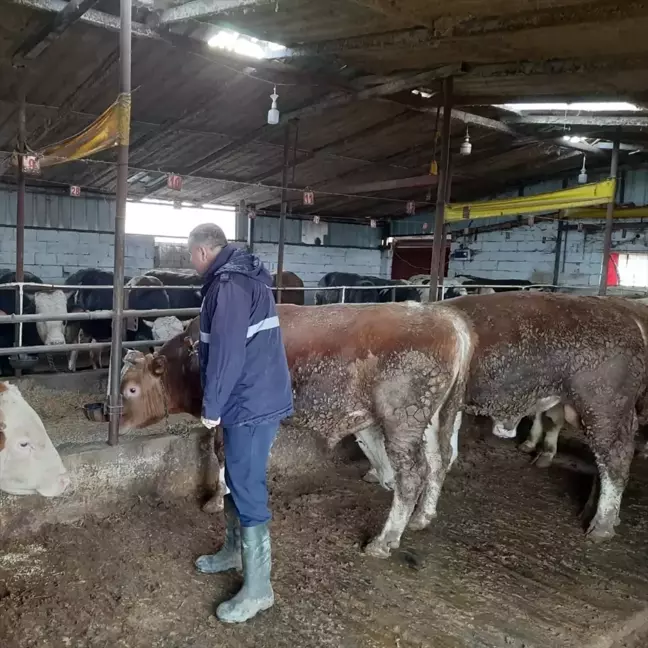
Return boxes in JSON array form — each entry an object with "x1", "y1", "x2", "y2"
[
  {"x1": 26, "y1": 93, "x2": 131, "y2": 168},
  {"x1": 445, "y1": 178, "x2": 616, "y2": 222},
  {"x1": 563, "y1": 205, "x2": 648, "y2": 220}
]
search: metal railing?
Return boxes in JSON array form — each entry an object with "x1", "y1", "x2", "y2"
[
  {"x1": 0, "y1": 281, "x2": 203, "y2": 359},
  {"x1": 0, "y1": 277, "x2": 646, "y2": 447}
]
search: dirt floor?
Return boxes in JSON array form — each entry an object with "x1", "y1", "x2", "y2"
[{"x1": 2, "y1": 420, "x2": 648, "y2": 648}]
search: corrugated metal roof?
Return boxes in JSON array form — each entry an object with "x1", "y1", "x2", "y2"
[{"x1": 1, "y1": 0, "x2": 648, "y2": 223}]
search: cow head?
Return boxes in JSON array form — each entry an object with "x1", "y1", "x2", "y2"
[
  {"x1": 33, "y1": 289, "x2": 67, "y2": 345},
  {"x1": 120, "y1": 350, "x2": 169, "y2": 429},
  {"x1": 0, "y1": 381, "x2": 70, "y2": 497}
]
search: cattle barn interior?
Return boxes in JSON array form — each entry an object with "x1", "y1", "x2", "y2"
[{"x1": 2, "y1": 0, "x2": 648, "y2": 646}]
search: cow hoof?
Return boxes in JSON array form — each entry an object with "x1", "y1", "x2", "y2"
[
  {"x1": 408, "y1": 513, "x2": 435, "y2": 531},
  {"x1": 362, "y1": 469, "x2": 380, "y2": 484},
  {"x1": 533, "y1": 452, "x2": 554, "y2": 469},
  {"x1": 518, "y1": 440, "x2": 536, "y2": 454},
  {"x1": 586, "y1": 521, "x2": 615, "y2": 543},
  {"x1": 202, "y1": 496, "x2": 225, "y2": 514},
  {"x1": 363, "y1": 539, "x2": 391, "y2": 559}
]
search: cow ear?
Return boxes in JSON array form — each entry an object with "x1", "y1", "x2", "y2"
[{"x1": 150, "y1": 355, "x2": 167, "y2": 376}]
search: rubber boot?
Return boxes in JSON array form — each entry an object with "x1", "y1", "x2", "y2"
[
  {"x1": 216, "y1": 523, "x2": 274, "y2": 623},
  {"x1": 195, "y1": 495, "x2": 242, "y2": 574}
]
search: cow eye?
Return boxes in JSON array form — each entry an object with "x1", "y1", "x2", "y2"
[
  {"x1": 124, "y1": 384, "x2": 140, "y2": 398},
  {"x1": 19, "y1": 441, "x2": 29, "y2": 448}
]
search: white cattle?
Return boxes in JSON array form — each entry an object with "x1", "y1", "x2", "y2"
[
  {"x1": 0, "y1": 381, "x2": 69, "y2": 497},
  {"x1": 33, "y1": 290, "x2": 68, "y2": 346}
]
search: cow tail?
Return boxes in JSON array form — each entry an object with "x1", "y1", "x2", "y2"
[{"x1": 437, "y1": 310, "x2": 475, "y2": 463}]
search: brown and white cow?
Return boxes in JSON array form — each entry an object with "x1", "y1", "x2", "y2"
[
  {"x1": 0, "y1": 381, "x2": 70, "y2": 497},
  {"x1": 120, "y1": 293, "x2": 648, "y2": 554},
  {"x1": 450, "y1": 292, "x2": 647, "y2": 541},
  {"x1": 489, "y1": 295, "x2": 648, "y2": 469},
  {"x1": 120, "y1": 302, "x2": 474, "y2": 558}
]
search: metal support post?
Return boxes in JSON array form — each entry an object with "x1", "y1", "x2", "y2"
[
  {"x1": 107, "y1": 0, "x2": 132, "y2": 446},
  {"x1": 275, "y1": 122, "x2": 292, "y2": 305},
  {"x1": 599, "y1": 129, "x2": 621, "y2": 296},
  {"x1": 428, "y1": 76, "x2": 453, "y2": 302}
]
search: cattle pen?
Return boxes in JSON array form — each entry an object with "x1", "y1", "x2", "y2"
[{"x1": 4, "y1": 0, "x2": 648, "y2": 646}]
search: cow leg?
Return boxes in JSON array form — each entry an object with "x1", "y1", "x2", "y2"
[
  {"x1": 93, "y1": 341, "x2": 102, "y2": 371},
  {"x1": 356, "y1": 426, "x2": 395, "y2": 491},
  {"x1": 533, "y1": 405, "x2": 564, "y2": 469},
  {"x1": 203, "y1": 466, "x2": 229, "y2": 514},
  {"x1": 582, "y1": 411, "x2": 637, "y2": 542},
  {"x1": 409, "y1": 401, "x2": 462, "y2": 532},
  {"x1": 364, "y1": 424, "x2": 425, "y2": 559},
  {"x1": 203, "y1": 428, "x2": 229, "y2": 513},
  {"x1": 519, "y1": 412, "x2": 543, "y2": 454}
]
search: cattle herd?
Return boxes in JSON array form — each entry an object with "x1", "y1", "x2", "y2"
[
  {"x1": 0, "y1": 267, "x2": 532, "y2": 376},
  {"x1": 3, "y1": 266, "x2": 648, "y2": 566}
]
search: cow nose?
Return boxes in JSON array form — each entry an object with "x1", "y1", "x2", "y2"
[{"x1": 50, "y1": 338, "x2": 66, "y2": 346}]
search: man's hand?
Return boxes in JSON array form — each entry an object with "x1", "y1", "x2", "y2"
[{"x1": 201, "y1": 417, "x2": 221, "y2": 429}]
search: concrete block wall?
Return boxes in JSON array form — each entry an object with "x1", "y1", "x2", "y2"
[
  {"x1": 448, "y1": 221, "x2": 648, "y2": 288},
  {"x1": 0, "y1": 226, "x2": 155, "y2": 284},
  {"x1": 254, "y1": 242, "x2": 390, "y2": 286}
]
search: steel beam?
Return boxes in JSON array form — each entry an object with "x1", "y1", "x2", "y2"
[
  {"x1": 502, "y1": 114, "x2": 648, "y2": 127},
  {"x1": 384, "y1": 94, "x2": 606, "y2": 156},
  {"x1": 282, "y1": 3, "x2": 648, "y2": 56},
  {"x1": 159, "y1": 0, "x2": 272, "y2": 24},
  {"x1": 14, "y1": 0, "x2": 159, "y2": 37},
  {"x1": 13, "y1": 0, "x2": 100, "y2": 61},
  {"x1": 332, "y1": 174, "x2": 437, "y2": 195}
]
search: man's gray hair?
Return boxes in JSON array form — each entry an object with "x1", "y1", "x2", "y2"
[{"x1": 188, "y1": 223, "x2": 228, "y2": 250}]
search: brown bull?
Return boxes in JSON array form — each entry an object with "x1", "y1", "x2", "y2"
[
  {"x1": 120, "y1": 302, "x2": 473, "y2": 558},
  {"x1": 272, "y1": 271, "x2": 304, "y2": 306},
  {"x1": 119, "y1": 293, "x2": 648, "y2": 555},
  {"x1": 451, "y1": 292, "x2": 647, "y2": 541}
]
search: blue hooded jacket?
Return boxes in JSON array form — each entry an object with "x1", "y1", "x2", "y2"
[{"x1": 199, "y1": 244, "x2": 293, "y2": 427}]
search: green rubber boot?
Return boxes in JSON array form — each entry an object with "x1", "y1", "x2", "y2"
[
  {"x1": 216, "y1": 523, "x2": 274, "y2": 623},
  {"x1": 195, "y1": 495, "x2": 242, "y2": 574}
]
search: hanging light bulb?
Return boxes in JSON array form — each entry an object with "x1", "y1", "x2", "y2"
[
  {"x1": 267, "y1": 86, "x2": 280, "y2": 125},
  {"x1": 578, "y1": 155, "x2": 588, "y2": 184},
  {"x1": 459, "y1": 127, "x2": 472, "y2": 155}
]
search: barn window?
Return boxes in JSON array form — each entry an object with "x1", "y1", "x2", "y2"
[
  {"x1": 207, "y1": 30, "x2": 286, "y2": 59},
  {"x1": 126, "y1": 200, "x2": 236, "y2": 242},
  {"x1": 608, "y1": 252, "x2": 648, "y2": 287}
]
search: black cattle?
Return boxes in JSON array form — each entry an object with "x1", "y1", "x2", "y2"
[
  {"x1": 124, "y1": 275, "x2": 172, "y2": 342},
  {"x1": 65, "y1": 269, "x2": 177, "y2": 371},
  {"x1": 315, "y1": 272, "x2": 421, "y2": 305},
  {"x1": 144, "y1": 269, "x2": 202, "y2": 317},
  {"x1": 0, "y1": 270, "x2": 43, "y2": 374},
  {"x1": 454, "y1": 274, "x2": 536, "y2": 292}
]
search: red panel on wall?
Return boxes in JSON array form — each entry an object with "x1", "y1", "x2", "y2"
[{"x1": 391, "y1": 238, "x2": 449, "y2": 280}]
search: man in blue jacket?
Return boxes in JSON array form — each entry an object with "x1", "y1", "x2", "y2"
[{"x1": 188, "y1": 223, "x2": 293, "y2": 623}]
